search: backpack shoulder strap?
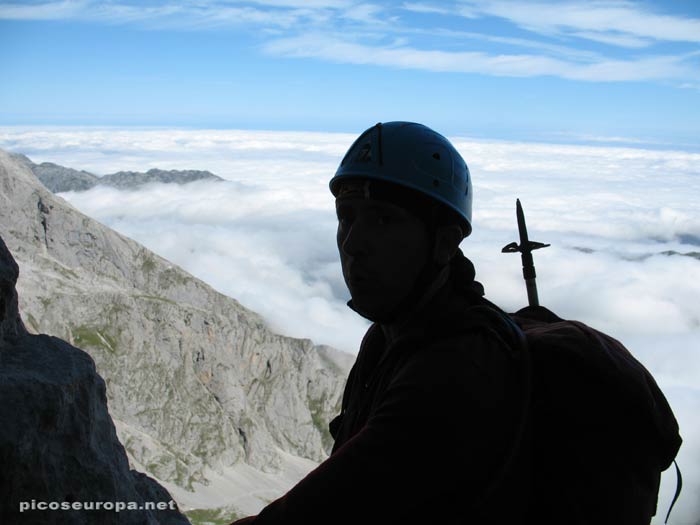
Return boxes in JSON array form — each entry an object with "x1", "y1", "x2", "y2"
[{"x1": 435, "y1": 297, "x2": 533, "y2": 511}]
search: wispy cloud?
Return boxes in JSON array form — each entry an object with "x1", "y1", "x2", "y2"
[
  {"x1": 0, "y1": 0, "x2": 325, "y2": 29},
  {"x1": 2, "y1": 1, "x2": 698, "y2": 84},
  {"x1": 569, "y1": 30, "x2": 651, "y2": 49},
  {"x1": 401, "y1": 2, "x2": 700, "y2": 83},
  {"x1": 679, "y1": 82, "x2": 700, "y2": 92},
  {"x1": 0, "y1": 0, "x2": 88, "y2": 20},
  {"x1": 457, "y1": 0, "x2": 700, "y2": 45},
  {"x1": 388, "y1": 25, "x2": 603, "y2": 61},
  {"x1": 263, "y1": 33, "x2": 695, "y2": 81},
  {"x1": 244, "y1": 0, "x2": 353, "y2": 7},
  {"x1": 400, "y1": 2, "x2": 453, "y2": 16}
]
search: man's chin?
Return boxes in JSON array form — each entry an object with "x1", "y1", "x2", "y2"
[{"x1": 348, "y1": 292, "x2": 396, "y2": 322}]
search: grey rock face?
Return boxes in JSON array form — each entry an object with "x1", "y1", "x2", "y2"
[
  {"x1": 0, "y1": 236, "x2": 189, "y2": 525},
  {"x1": 0, "y1": 149, "x2": 351, "y2": 496},
  {"x1": 31, "y1": 161, "x2": 100, "y2": 193}
]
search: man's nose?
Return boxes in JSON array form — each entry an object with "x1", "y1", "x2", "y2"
[{"x1": 340, "y1": 222, "x2": 370, "y2": 257}]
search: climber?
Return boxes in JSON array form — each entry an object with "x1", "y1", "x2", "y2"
[{"x1": 230, "y1": 122, "x2": 531, "y2": 524}]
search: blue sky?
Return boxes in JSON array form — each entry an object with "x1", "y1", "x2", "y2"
[{"x1": 1, "y1": 0, "x2": 699, "y2": 147}]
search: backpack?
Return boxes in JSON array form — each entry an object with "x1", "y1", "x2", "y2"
[{"x1": 480, "y1": 303, "x2": 683, "y2": 524}]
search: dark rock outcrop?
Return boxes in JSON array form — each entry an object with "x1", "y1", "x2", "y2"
[
  {"x1": 0, "y1": 236, "x2": 26, "y2": 340},
  {"x1": 0, "y1": 236, "x2": 190, "y2": 525}
]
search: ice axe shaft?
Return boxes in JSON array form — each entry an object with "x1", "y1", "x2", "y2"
[{"x1": 501, "y1": 199, "x2": 550, "y2": 307}]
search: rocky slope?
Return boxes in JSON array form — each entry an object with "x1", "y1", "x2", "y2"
[
  {"x1": 0, "y1": 236, "x2": 189, "y2": 525},
  {"x1": 0, "y1": 149, "x2": 351, "y2": 512},
  {"x1": 10, "y1": 153, "x2": 223, "y2": 192}
]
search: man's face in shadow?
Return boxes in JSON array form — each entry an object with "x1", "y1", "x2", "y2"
[{"x1": 336, "y1": 197, "x2": 430, "y2": 320}]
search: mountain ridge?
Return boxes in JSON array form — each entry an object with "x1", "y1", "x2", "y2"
[{"x1": 11, "y1": 152, "x2": 224, "y2": 193}]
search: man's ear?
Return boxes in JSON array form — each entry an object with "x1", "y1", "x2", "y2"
[{"x1": 432, "y1": 224, "x2": 463, "y2": 266}]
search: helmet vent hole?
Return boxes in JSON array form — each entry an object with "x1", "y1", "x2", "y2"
[
  {"x1": 433, "y1": 179, "x2": 440, "y2": 187},
  {"x1": 432, "y1": 152, "x2": 440, "y2": 160}
]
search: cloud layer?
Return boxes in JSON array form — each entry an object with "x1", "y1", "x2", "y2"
[
  {"x1": 1, "y1": 127, "x2": 699, "y2": 521},
  {"x1": 3, "y1": 126, "x2": 699, "y2": 339}
]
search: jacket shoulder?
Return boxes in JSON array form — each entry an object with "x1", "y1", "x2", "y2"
[{"x1": 393, "y1": 320, "x2": 526, "y2": 400}]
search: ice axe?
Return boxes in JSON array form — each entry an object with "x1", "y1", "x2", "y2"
[{"x1": 502, "y1": 199, "x2": 550, "y2": 307}]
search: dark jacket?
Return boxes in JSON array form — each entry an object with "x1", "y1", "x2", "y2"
[{"x1": 233, "y1": 254, "x2": 531, "y2": 524}]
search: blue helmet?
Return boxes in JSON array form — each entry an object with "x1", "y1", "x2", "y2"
[{"x1": 329, "y1": 121, "x2": 472, "y2": 237}]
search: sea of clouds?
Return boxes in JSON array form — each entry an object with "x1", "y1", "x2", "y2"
[{"x1": 1, "y1": 127, "x2": 698, "y2": 523}]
